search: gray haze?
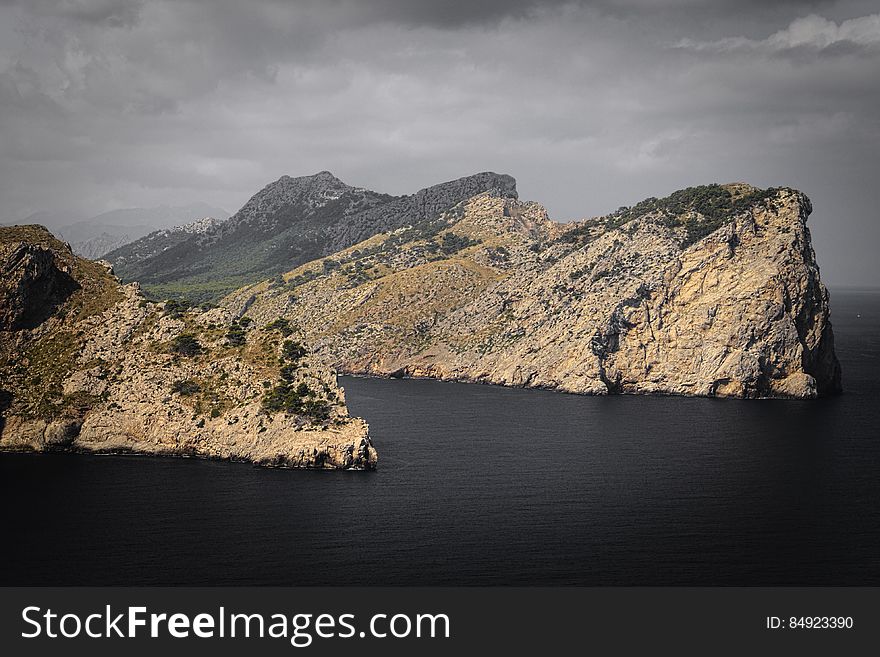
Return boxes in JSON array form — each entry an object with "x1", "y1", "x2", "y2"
[{"x1": 1, "y1": 0, "x2": 878, "y2": 286}]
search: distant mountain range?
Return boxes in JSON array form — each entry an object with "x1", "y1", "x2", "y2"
[
  {"x1": 105, "y1": 171, "x2": 516, "y2": 303},
  {"x1": 100, "y1": 216, "x2": 225, "y2": 267},
  {"x1": 8, "y1": 203, "x2": 230, "y2": 260}
]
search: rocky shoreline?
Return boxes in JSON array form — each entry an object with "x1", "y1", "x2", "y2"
[{"x1": 0, "y1": 226, "x2": 377, "y2": 470}]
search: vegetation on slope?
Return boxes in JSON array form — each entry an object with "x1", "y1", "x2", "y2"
[
  {"x1": 559, "y1": 184, "x2": 786, "y2": 248},
  {"x1": 261, "y1": 339, "x2": 333, "y2": 421}
]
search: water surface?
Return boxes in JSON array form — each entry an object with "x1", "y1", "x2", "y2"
[{"x1": 1, "y1": 289, "x2": 878, "y2": 585}]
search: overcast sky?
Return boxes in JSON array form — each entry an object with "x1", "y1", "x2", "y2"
[{"x1": 1, "y1": 0, "x2": 878, "y2": 285}]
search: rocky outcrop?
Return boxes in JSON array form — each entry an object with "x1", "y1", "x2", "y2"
[
  {"x1": 326, "y1": 171, "x2": 517, "y2": 254},
  {"x1": 0, "y1": 240, "x2": 79, "y2": 330},
  {"x1": 0, "y1": 226, "x2": 377, "y2": 469},
  {"x1": 229, "y1": 183, "x2": 840, "y2": 399}
]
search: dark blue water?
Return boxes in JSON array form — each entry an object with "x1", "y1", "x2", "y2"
[{"x1": 1, "y1": 290, "x2": 878, "y2": 585}]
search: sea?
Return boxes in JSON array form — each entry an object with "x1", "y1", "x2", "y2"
[{"x1": 1, "y1": 289, "x2": 878, "y2": 585}]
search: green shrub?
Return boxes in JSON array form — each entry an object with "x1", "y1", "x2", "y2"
[
  {"x1": 558, "y1": 184, "x2": 782, "y2": 248},
  {"x1": 261, "y1": 380, "x2": 329, "y2": 420},
  {"x1": 286, "y1": 269, "x2": 321, "y2": 289},
  {"x1": 487, "y1": 246, "x2": 509, "y2": 264},
  {"x1": 557, "y1": 219, "x2": 601, "y2": 245},
  {"x1": 170, "y1": 333, "x2": 203, "y2": 356},
  {"x1": 304, "y1": 398, "x2": 331, "y2": 421},
  {"x1": 266, "y1": 318, "x2": 293, "y2": 336},
  {"x1": 163, "y1": 299, "x2": 190, "y2": 318},
  {"x1": 260, "y1": 338, "x2": 332, "y2": 422},
  {"x1": 226, "y1": 324, "x2": 246, "y2": 347},
  {"x1": 224, "y1": 316, "x2": 254, "y2": 346},
  {"x1": 171, "y1": 379, "x2": 201, "y2": 396},
  {"x1": 438, "y1": 232, "x2": 480, "y2": 255},
  {"x1": 279, "y1": 364, "x2": 298, "y2": 380},
  {"x1": 281, "y1": 339, "x2": 307, "y2": 362}
]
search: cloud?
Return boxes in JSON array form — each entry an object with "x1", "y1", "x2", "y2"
[
  {"x1": 0, "y1": 1, "x2": 878, "y2": 285},
  {"x1": 677, "y1": 12, "x2": 880, "y2": 53}
]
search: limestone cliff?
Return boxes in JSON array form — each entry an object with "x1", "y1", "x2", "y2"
[
  {"x1": 227, "y1": 183, "x2": 840, "y2": 399},
  {"x1": 0, "y1": 226, "x2": 377, "y2": 469}
]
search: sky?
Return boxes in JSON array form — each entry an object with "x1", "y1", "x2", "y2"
[{"x1": 0, "y1": 0, "x2": 878, "y2": 286}]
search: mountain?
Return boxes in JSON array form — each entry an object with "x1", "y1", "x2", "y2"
[
  {"x1": 65, "y1": 232, "x2": 133, "y2": 260},
  {"x1": 223, "y1": 182, "x2": 841, "y2": 399},
  {"x1": 53, "y1": 203, "x2": 230, "y2": 260},
  {"x1": 3, "y1": 203, "x2": 232, "y2": 260},
  {"x1": 0, "y1": 225, "x2": 376, "y2": 469},
  {"x1": 105, "y1": 171, "x2": 518, "y2": 303},
  {"x1": 98, "y1": 216, "x2": 224, "y2": 266},
  {"x1": 70, "y1": 215, "x2": 224, "y2": 261}
]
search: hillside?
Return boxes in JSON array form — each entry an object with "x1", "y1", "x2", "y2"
[
  {"x1": 0, "y1": 226, "x2": 376, "y2": 469},
  {"x1": 225, "y1": 183, "x2": 841, "y2": 399},
  {"x1": 105, "y1": 171, "x2": 517, "y2": 303}
]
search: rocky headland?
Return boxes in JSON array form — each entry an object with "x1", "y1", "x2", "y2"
[
  {"x1": 226, "y1": 181, "x2": 840, "y2": 399},
  {"x1": 0, "y1": 225, "x2": 377, "y2": 469}
]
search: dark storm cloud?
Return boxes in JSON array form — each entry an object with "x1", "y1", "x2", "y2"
[
  {"x1": 338, "y1": 0, "x2": 570, "y2": 27},
  {"x1": 320, "y1": 0, "x2": 846, "y2": 26},
  {"x1": 0, "y1": 0, "x2": 878, "y2": 285}
]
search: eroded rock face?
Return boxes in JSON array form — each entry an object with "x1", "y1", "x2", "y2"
[
  {"x1": 0, "y1": 226, "x2": 376, "y2": 469},
  {"x1": 0, "y1": 241, "x2": 79, "y2": 330},
  {"x1": 230, "y1": 183, "x2": 840, "y2": 399},
  {"x1": 592, "y1": 191, "x2": 840, "y2": 398}
]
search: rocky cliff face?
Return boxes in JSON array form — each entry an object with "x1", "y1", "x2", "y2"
[
  {"x1": 0, "y1": 226, "x2": 377, "y2": 469},
  {"x1": 106, "y1": 171, "x2": 517, "y2": 303},
  {"x1": 227, "y1": 183, "x2": 840, "y2": 399}
]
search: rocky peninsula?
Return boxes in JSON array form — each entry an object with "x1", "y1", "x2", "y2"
[
  {"x1": 0, "y1": 226, "x2": 377, "y2": 469},
  {"x1": 226, "y1": 181, "x2": 840, "y2": 399}
]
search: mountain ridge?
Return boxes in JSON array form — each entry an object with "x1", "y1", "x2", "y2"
[
  {"x1": 105, "y1": 171, "x2": 517, "y2": 302},
  {"x1": 223, "y1": 181, "x2": 841, "y2": 399}
]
